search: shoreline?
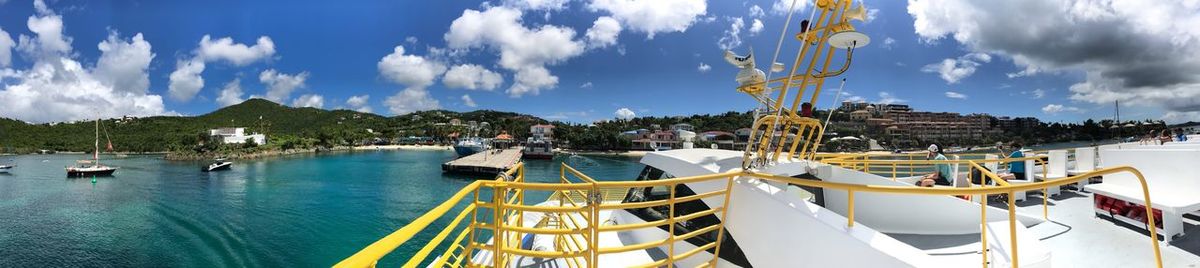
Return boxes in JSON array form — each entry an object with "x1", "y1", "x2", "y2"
[
  {"x1": 559, "y1": 149, "x2": 648, "y2": 157},
  {"x1": 351, "y1": 145, "x2": 453, "y2": 151},
  {"x1": 164, "y1": 145, "x2": 454, "y2": 161}
]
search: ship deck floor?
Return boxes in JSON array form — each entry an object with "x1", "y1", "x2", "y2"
[{"x1": 891, "y1": 189, "x2": 1200, "y2": 267}]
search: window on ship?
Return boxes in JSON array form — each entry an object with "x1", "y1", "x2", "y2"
[{"x1": 622, "y1": 165, "x2": 752, "y2": 267}]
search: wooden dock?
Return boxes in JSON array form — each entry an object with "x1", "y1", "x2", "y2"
[{"x1": 442, "y1": 147, "x2": 523, "y2": 175}]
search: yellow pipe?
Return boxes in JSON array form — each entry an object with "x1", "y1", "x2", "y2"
[
  {"x1": 493, "y1": 184, "x2": 504, "y2": 267},
  {"x1": 710, "y1": 175, "x2": 737, "y2": 267},
  {"x1": 1009, "y1": 191, "x2": 1018, "y2": 268},
  {"x1": 981, "y1": 192, "x2": 989, "y2": 268},
  {"x1": 668, "y1": 185, "x2": 677, "y2": 266},
  {"x1": 333, "y1": 180, "x2": 482, "y2": 268},
  {"x1": 403, "y1": 203, "x2": 476, "y2": 268},
  {"x1": 847, "y1": 189, "x2": 855, "y2": 227}
]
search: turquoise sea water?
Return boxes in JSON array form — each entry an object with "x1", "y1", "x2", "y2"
[{"x1": 0, "y1": 150, "x2": 645, "y2": 267}]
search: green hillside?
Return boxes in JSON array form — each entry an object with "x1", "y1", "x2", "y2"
[{"x1": 0, "y1": 99, "x2": 545, "y2": 153}]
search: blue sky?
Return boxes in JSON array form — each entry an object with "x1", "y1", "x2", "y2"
[{"x1": 1, "y1": 0, "x2": 1197, "y2": 124}]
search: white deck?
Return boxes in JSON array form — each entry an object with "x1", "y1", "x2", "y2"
[
  {"x1": 461, "y1": 148, "x2": 1200, "y2": 267},
  {"x1": 892, "y1": 191, "x2": 1200, "y2": 267}
]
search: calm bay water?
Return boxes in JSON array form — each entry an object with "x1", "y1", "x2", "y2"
[{"x1": 0, "y1": 150, "x2": 645, "y2": 267}]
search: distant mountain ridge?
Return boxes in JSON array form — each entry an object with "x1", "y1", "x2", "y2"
[{"x1": 0, "y1": 99, "x2": 549, "y2": 153}]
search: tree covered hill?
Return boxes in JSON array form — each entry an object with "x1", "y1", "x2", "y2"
[{"x1": 0, "y1": 99, "x2": 547, "y2": 153}]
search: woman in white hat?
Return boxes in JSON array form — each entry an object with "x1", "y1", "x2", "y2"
[{"x1": 919, "y1": 143, "x2": 952, "y2": 187}]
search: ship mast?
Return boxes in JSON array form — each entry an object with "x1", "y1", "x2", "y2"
[
  {"x1": 94, "y1": 118, "x2": 100, "y2": 165},
  {"x1": 735, "y1": 0, "x2": 870, "y2": 169}
]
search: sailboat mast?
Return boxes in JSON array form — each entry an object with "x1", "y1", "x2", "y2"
[{"x1": 94, "y1": 119, "x2": 100, "y2": 164}]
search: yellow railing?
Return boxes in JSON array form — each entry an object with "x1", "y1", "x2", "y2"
[{"x1": 337, "y1": 159, "x2": 1163, "y2": 268}]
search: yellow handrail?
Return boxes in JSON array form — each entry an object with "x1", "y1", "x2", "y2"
[
  {"x1": 339, "y1": 162, "x2": 1163, "y2": 268},
  {"x1": 333, "y1": 181, "x2": 483, "y2": 268}
]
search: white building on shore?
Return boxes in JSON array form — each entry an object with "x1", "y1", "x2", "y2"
[{"x1": 209, "y1": 128, "x2": 267, "y2": 145}]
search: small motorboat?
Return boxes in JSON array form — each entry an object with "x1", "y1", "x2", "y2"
[
  {"x1": 0, "y1": 164, "x2": 13, "y2": 173},
  {"x1": 203, "y1": 159, "x2": 232, "y2": 172}
]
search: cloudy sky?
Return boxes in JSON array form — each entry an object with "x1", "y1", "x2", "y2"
[{"x1": 0, "y1": 0, "x2": 1198, "y2": 124}]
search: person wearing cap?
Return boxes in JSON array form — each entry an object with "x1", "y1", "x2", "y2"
[
  {"x1": 919, "y1": 143, "x2": 952, "y2": 187},
  {"x1": 995, "y1": 141, "x2": 1026, "y2": 181}
]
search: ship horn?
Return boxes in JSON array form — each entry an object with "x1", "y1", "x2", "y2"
[{"x1": 844, "y1": 3, "x2": 868, "y2": 22}]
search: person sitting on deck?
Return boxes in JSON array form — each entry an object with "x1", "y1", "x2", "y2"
[
  {"x1": 1159, "y1": 129, "x2": 1174, "y2": 144},
  {"x1": 1141, "y1": 130, "x2": 1157, "y2": 145},
  {"x1": 1177, "y1": 128, "x2": 1189, "y2": 142},
  {"x1": 800, "y1": 102, "x2": 813, "y2": 118},
  {"x1": 995, "y1": 141, "x2": 1027, "y2": 182},
  {"x1": 918, "y1": 143, "x2": 952, "y2": 187}
]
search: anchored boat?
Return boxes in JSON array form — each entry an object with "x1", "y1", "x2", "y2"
[
  {"x1": 66, "y1": 119, "x2": 118, "y2": 177},
  {"x1": 203, "y1": 158, "x2": 232, "y2": 172}
]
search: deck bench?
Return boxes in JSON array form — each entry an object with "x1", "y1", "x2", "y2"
[{"x1": 1085, "y1": 148, "x2": 1200, "y2": 242}]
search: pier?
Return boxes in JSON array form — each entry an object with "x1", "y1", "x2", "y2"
[{"x1": 442, "y1": 147, "x2": 523, "y2": 175}]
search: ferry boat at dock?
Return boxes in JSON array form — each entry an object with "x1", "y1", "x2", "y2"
[
  {"x1": 522, "y1": 138, "x2": 553, "y2": 159},
  {"x1": 337, "y1": 1, "x2": 1186, "y2": 267}
]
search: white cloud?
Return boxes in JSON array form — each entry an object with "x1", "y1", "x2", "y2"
[
  {"x1": 580, "y1": 81, "x2": 594, "y2": 88},
  {"x1": 0, "y1": 4, "x2": 170, "y2": 123},
  {"x1": 585, "y1": 16, "x2": 622, "y2": 49},
  {"x1": 1041, "y1": 104, "x2": 1081, "y2": 114},
  {"x1": 697, "y1": 62, "x2": 711, "y2": 72},
  {"x1": 717, "y1": 17, "x2": 745, "y2": 50},
  {"x1": 404, "y1": 36, "x2": 418, "y2": 44},
  {"x1": 508, "y1": 66, "x2": 558, "y2": 97},
  {"x1": 771, "y1": 0, "x2": 810, "y2": 16},
  {"x1": 1031, "y1": 88, "x2": 1046, "y2": 99},
  {"x1": 944, "y1": 91, "x2": 968, "y2": 99},
  {"x1": 461, "y1": 94, "x2": 478, "y2": 108},
  {"x1": 290, "y1": 94, "x2": 324, "y2": 109},
  {"x1": 1161, "y1": 111, "x2": 1200, "y2": 124},
  {"x1": 442, "y1": 64, "x2": 504, "y2": 90},
  {"x1": 259, "y1": 69, "x2": 309, "y2": 103},
  {"x1": 345, "y1": 95, "x2": 372, "y2": 113},
  {"x1": 94, "y1": 32, "x2": 154, "y2": 94},
  {"x1": 920, "y1": 52, "x2": 991, "y2": 84},
  {"x1": 877, "y1": 91, "x2": 906, "y2": 104},
  {"x1": 378, "y1": 45, "x2": 446, "y2": 88},
  {"x1": 445, "y1": 7, "x2": 583, "y2": 97},
  {"x1": 168, "y1": 59, "x2": 205, "y2": 101},
  {"x1": 866, "y1": 8, "x2": 879, "y2": 23},
  {"x1": 908, "y1": 0, "x2": 1200, "y2": 114},
  {"x1": 749, "y1": 5, "x2": 765, "y2": 18},
  {"x1": 168, "y1": 35, "x2": 277, "y2": 102},
  {"x1": 587, "y1": 0, "x2": 707, "y2": 39},
  {"x1": 196, "y1": 35, "x2": 275, "y2": 66},
  {"x1": 385, "y1": 87, "x2": 441, "y2": 114},
  {"x1": 502, "y1": 0, "x2": 570, "y2": 11},
  {"x1": 215, "y1": 79, "x2": 244, "y2": 107},
  {"x1": 881, "y1": 37, "x2": 896, "y2": 50},
  {"x1": 749, "y1": 19, "x2": 764, "y2": 36},
  {"x1": 844, "y1": 95, "x2": 866, "y2": 103},
  {"x1": 614, "y1": 107, "x2": 636, "y2": 120},
  {"x1": 0, "y1": 27, "x2": 14, "y2": 67},
  {"x1": 16, "y1": 5, "x2": 71, "y2": 58}
]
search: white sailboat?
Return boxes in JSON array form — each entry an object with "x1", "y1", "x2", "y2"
[{"x1": 66, "y1": 119, "x2": 117, "y2": 177}]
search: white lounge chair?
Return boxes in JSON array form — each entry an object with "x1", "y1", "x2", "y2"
[
  {"x1": 1006, "y1": 159, "x2": 1037, "y2": 202},
  {"x1": 1068, "y1": 147, "x2": 1096, "y2": 190},
  {"x1": 1034, "y1": 150, "x2": 1066, "y2": 196}
]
